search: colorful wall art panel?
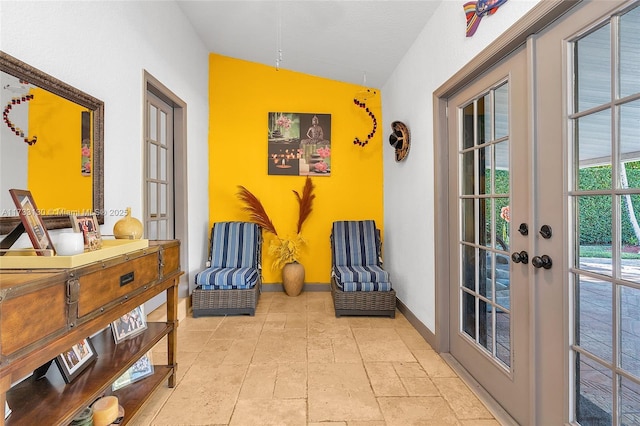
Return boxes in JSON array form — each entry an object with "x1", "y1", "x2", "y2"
[{"x1": 268, "y1": 112, "x2": 331, "y2": 176}]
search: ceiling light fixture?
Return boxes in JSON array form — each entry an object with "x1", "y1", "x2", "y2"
[{"x1": 276, "y1": 2, "x2": 283, "y2": 70}]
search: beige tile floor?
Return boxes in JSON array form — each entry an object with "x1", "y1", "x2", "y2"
[{"x1": 135, "y1": 291, "x2": 499, "y2": 425}]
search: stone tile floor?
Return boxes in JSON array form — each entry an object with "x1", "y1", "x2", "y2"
[{"x1": 135, "y1": 291, "x2": 499, "y2": 425}]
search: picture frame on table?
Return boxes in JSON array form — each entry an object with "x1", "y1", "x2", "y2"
[
  {"x1": 111, "y1": 305, "x2": 147, "y2": 344},
  {"x1": 111, "y1": 351, "x2": 154, "y2": 391},
  {"x1": 54, "y1": 338, "x2": 98, "y2": 384},
  {"x1": 9, "y1": 189, "x2": 55, "y2": 255},
  {"x1": 70, "y1": 213, "x2": 102, "y2": 251}
]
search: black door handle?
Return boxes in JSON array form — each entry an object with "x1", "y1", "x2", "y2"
[
  {"x1": 532, "y1": 255, "x2": 552, "y2": 269},
  {"x1": 518, "y1": 223, "x2": 529, "y2": 236},
  {"x1": 511, "y1": 251, "x2": 529, "y2": 264},
  {"x1": 539, "y1": 225, "x2": 552, "y2": 239}
]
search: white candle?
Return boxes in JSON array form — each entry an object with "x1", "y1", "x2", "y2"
[{"x1": 55, "y1": 232, "x2": 84, "y2": 255}]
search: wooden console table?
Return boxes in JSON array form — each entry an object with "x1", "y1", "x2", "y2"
[{"x1": 0, "y1": 240, "x2": 181, "y2": 425}]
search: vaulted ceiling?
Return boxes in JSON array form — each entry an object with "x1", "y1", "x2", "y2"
[{"x1": 177, "y1": 1, "x2": 443, "y2": 88}]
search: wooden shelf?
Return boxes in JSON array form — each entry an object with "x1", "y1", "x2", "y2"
[
  {"x1": 114, "y1": 366, "x2": 173, "y2": 424},
  {"x1": 0, "y1": 240, "x2": 181, "y2": 426},
  {"x1": 5, "y1": 322, "x2": 173, "y2": 425}
]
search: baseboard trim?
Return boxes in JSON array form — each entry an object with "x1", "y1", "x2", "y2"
[
  {"x1": 262, "y1": 282, "x2": 331, "y2": 292},
  {"x1": 395, "y1": 298, "x2": 437, "y2": 349}
]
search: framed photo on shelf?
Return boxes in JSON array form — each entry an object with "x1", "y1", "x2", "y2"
[
  {"x1": 54, "y1": 338, "x2": 98, "y2": 384},
  {"x1": 9, "y1": 189, "x2": 55, "y2": 255},
  {"x1": 70, "y1": 213, "x2": 102, "y2": 251},
  {"x1": 111, "y1": 305, "x2": 147, "y2": 344},
  {"x1": 112, "y1": 351, "x2": 154, "y2": 391}
]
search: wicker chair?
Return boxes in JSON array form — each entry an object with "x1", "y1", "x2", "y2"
[
  {"x1": 330, "y1": 220, "x2": 396, "y2": 318},
  {"x1": 191, "y1": 221, "x2": 262, "y2": 317}
]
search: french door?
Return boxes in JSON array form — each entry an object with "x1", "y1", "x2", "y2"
[
  {"x1": 145, "y1": 90, "x2": 174, "y2": 241},
  {"x1": 144, "y1": 88, "x2": 176, "y2": 311},
  {"x1": 535, "y1": 1, "x2": 640, "y2": 424},
  {"x1": 447, "y1": 44, "x2": 532, "y2": 425},
  {"x1": 445, "y1": 0, "x2": 640, "y2": 424}
]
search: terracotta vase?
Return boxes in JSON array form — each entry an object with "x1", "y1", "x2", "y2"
[
  {"x1": 282, "y1": 262, "x2": 304, "y2": 297},
  {"x1": 113, "y1": 207, "x2": 144, "y2": 239}
]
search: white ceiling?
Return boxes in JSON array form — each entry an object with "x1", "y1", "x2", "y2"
[{"x1": 177, "y1": 0, "x2": 443, "y2": 88}]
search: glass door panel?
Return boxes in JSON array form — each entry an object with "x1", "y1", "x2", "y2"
[
  {"x1": 570, "y1": 4, "x2": 640, "y2": 424},
  {"x1": 448, "y1": 45, "x2": 530, "y2": 424},
  {"x1": 145, "y1": 92, "x2": 174, "y2": 240},
  {"x1": 459, "y1": 82, "x2": 512, "y2": 368}
]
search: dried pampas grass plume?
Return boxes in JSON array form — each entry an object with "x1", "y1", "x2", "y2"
[
  {"x1": 293, "y1": 177, "x2": 315, "y2": 234},
  {"x1": 237, "y1": 185, "x2": 278, "y2": 236}
]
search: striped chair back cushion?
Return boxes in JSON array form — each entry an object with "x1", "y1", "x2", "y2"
[
  {"x1": 332, "y1": 220, "x2": 379, "y2": 267},
  {"x1": 210, "y1": 222, "x2": 259, "y2": 268}
]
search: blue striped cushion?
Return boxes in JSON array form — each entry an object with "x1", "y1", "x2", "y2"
[
  {"x1": 195, "y1": 266, "x2": 259, "y2": 290},
  {"x1": 333, "y1": 265, "x2": 391, "y2": 292},
  {"x1": 332, "y1": 220, "x2": 378, "y2": 267},
  {"x1": 335, "y1": 281, "x2": 392, "y2": 292},
  {"x1": 211, "y1": 222, "x2": 259, "y2": 268},
  {"x1": 334, "y1": 264, "x2": 389, "y2": 284}
]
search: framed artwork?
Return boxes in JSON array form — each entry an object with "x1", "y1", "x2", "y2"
[
  {"x1": 111, "y1": 305, "x2": 147, "y2": 344},
  {"x1": 54, "y1": 338, "x2": 98, "y2": 383},
  {"x1": 70, "y1": 213, "x2": 102, "y2": 251},
  {"x1": 268, "y1": 112, "x2": 331, "y2": 176},
  {"x1": 9, "y1": 189, "x2": 55, "y2": 255},
  {"x1": 112, "y1": 352, "x2": 154, "y2": 391}
]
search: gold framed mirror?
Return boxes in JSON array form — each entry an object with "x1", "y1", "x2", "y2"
[{"x1": 0, "y1": 51, "x2": 104, "y2": 235}]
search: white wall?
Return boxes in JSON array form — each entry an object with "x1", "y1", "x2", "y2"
[
  {"x1": 0, "y1": 1, "x2": 210, "y2": 297},
  {"x1": 382, "y1": 0, "x2": 542, "y2": 332}
]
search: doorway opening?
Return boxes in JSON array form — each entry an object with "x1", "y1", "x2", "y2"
[{"x1": 143, "y1": 71, "x2": 189, "y2": 306}]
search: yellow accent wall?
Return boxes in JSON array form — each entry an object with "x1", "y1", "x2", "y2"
[
  {"x1": 209, "y1": 54, "x2": 384, "y2": 285},
  {"x1": 28, "y1": 88, "x2": 92, "y2": 214}
]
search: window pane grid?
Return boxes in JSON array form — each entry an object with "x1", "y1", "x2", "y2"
[
  {"x1": 145, "y1": 94, "x2": 174, "y2": 240},
  {"x1": 571, "y1": 6, "x2": 640, "y2": 424},
  {"x1": 459, "y1": 82, "x2": 511, "y2": 371}
]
